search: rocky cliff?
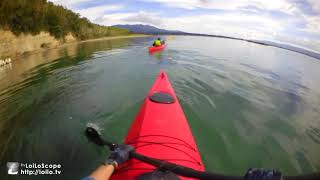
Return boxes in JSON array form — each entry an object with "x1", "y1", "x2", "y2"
[{"x1": 0, "y1": 30, "x2": 77, "y2": 59}]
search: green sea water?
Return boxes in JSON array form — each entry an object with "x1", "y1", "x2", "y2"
[{"x1": 1, "y1": 36, "x2": 319, "y2": 179}]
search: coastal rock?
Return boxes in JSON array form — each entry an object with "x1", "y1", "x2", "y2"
[
  {"x1": 5, "y1": 58, "x2": 12, "y2": 64},
  {"x1": 0, "y1": 59, "x2": 4, "y2": 66},
  {"x1": 0, "y1": 58, "x2": 12, "y2": 67},
  {"x1": 0, "y1": 30, "x2": 64, "y2": 58}
]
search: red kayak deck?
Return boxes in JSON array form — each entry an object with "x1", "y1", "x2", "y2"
[
  {"x1": 111, "y1": 70, "x2": 205, "y2": 180},
  {"x1": 149, "y1": 44, "x2": 165, "y2": 53}
]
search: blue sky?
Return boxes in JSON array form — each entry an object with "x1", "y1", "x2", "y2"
[{"x1": 49, "y1": 0, "x2": 320, "y2": 52}]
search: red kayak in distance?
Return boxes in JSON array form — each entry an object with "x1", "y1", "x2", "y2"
[
  {"x1": 111, "y1": 70, "x2": 205, "y2": 180},
  {"x1": 149, "y1": 44, "x2": 166, "y2": 53}
]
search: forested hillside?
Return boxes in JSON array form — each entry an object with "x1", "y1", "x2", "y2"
[{"x1": 0, "y1": 0, "x2": 131, "y2": 40}]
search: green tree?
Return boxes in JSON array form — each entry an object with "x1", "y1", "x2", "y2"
[{"x1": 0, "y1": 0, "x2": 131, "y2": 39}]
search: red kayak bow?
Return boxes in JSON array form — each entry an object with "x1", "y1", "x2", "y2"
[
  {"x1": 149, "y1": 44, "x2": 166, "y2": 53},
  {"x1": 111, "y1": 70, "x2": 205, "y2": 180}
]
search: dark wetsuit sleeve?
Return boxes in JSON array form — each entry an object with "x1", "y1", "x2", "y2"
[{"x1": 81, "y1": 177, "x2": 95, "y2": 180}]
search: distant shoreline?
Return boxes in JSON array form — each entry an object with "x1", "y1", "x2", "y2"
[
  {"x1": 54, "y1": 34, "x2": 151, "y2": 51},
  {"x1": 8, "y1": 34, "x2": 151, "y2": 60},
  {"x1": 70, "y1": 34, "x2": 320, "y2": 61},
  {"x1": 114, "y1": 23, "x2": 320, "y2": 60},
  {"x1": 80, "y1": 34, "x2": 151, "y2": 43},
  {"x1": 5, "y1": 31, "x2": 319, "y2": 62},
  {"x1": 161, "y1": 33, "x2": 320, "y2": 60}
]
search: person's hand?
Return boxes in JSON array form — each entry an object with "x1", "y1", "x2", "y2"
[
  {"x1": 106, "y1": 144, "x2": 134, "y2": 167},
  {"x1": 244, "y1": 168, "x2": 282, "y2": 180}
]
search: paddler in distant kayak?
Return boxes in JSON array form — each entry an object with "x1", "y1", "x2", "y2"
[{"x1": 153, "y1": 37, "x2": 165, "y2": 46}]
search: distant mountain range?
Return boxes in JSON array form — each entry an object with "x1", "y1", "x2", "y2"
[
  {"x1": 113, "y1": 24, "x2": 186, "y2": 35},
  {"x1": 112, "y1": 24, "x2": 249, "y2": 40},
  {"x1": 114, "y1": 24, "x2": 320, "y2": 60}
]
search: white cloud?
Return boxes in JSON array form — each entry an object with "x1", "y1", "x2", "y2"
[
  {"x1": 75, "y1": 5, "x2": 123, "y2": 21},
  {"x1": 167, "y1": 13, "x2": 283, "y2": 39},
  {"x1": 48, "y1": 0, "x2": 92, "y2": 9},
  {"x1": 304, "y1": 16, "x2": 320, "y2": 33},
  {"x1": 98, "y1": 11, "x2": 282, "y2": 40},
  {"x1": 97, "y1": 11, "x2": 164, "y2": 26},
  {"x1": 141, "y1": 0, "x2": 297, "y2": 14},
  {"x1": 307, "y1": 0, "x2": 320, "y2": 13}
]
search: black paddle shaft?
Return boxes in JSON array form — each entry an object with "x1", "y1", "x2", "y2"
[
  {"x1": 85, "y1": 126, "x2": 320, "y2": 180},
  {"x1": 131, "y1": 152, "x2": 320, "y2": 180},
  {"x1": 131, "y1": 152, "x2": 242, "y2": 180}
]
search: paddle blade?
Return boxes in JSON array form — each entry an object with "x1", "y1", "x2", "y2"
[
  {"x1": 85, "y1": 123, "x2": 105, "y2": 146},
  {"x1": 85, "y1": 123, "x2": 116, "y2": 150}
]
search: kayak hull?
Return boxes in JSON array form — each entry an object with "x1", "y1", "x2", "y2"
[
  {"x1": 111, "y1": 70, "x2": 204, "y2": 180},
  {"x1": 149, "y1": 44, "x2": 165, "y2": 53}
]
